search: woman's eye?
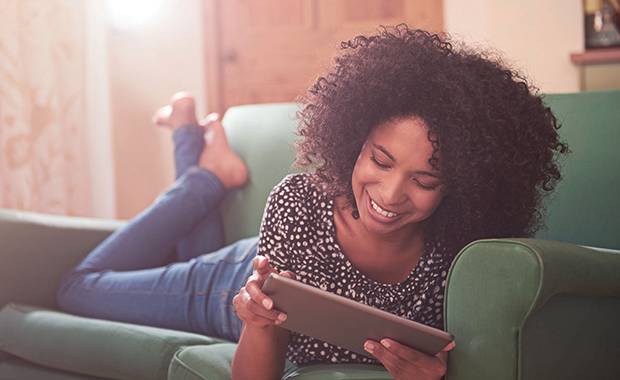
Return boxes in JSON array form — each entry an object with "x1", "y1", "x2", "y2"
[
  {"x1": 413, "y1": 178, "x2": 438, "y2": 191},
  {"x1": 370, "y1": 155, "x2": 390, "y2": 169}
]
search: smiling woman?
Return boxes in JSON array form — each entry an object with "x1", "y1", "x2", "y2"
[
  {"x1": 56, "y1": 25, "x2": 568, "y2": 380},
  {"x1": 295, "y1": 26, "x2": 568, "y2": 257}
]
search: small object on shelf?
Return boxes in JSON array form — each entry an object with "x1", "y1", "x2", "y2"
[{"x1": 585, "y1": 0, "x2": 620, "y2": 48}]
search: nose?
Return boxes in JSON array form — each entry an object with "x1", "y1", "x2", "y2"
[{"x1": 380, "y1": 175, "x2": 407, "y2": 206}]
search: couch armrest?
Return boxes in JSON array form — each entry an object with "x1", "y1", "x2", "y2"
[
  {"x1": 0, "y1": 304, "x2": 226, "y2": 380},
  {"x1": 444, "y1": 238, "x2": 620, "y2": 380},
  {"x1": 0, "y1": 208, "x2": 125, "y2": 309}
]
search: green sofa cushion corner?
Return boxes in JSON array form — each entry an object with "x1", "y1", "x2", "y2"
[
  {"x1": 168, "y1": 343, "x2": 238, "y2": 380},
  {"x1": 0, "y1": 304, "x2": 227, "y2": 380}
]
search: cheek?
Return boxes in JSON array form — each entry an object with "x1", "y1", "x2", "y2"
[
  {"x1": 351, "y1": 159, "x2": 372, "y2": 190},
  {"x1": 415, "y1": 190, "x2": 445, "y2": 214}
]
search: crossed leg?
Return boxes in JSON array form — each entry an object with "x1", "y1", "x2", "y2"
[{"x1": 57, "y1": 93, "x2": 252, "y2": 339}]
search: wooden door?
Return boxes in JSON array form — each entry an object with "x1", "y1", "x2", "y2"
[{"x1": 204, "y1": 0, "x2": 443, "y2": 114}]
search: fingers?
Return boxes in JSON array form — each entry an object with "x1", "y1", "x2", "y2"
[
  {"x1": 245, "y1": 272, "x2": 275, "y2": 310},
  {"x1": 233, "y1": 256, "x2": 298, "y2": 329},
  {"x1": 441, "y1": 340, "x2": 455, "y2": 351},
  {"x1": 232, "y1": 256, "x2": 290, "y2": 328},
  {"x1": 233, "y1": 285, "x2": 286, "y2": 327},
  {"x1": 253, "y1": 256, "x2": 278, "y2": 278},
  {"x1": 364, "y1": 339, "x2": 448, "y2": 379},
  {"x1": 279, "y1": 270, "x2": 297, "y2": 280}
]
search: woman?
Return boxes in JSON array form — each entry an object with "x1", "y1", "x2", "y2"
[{"x1": 58, "y1": 26, "x2": 568, "y2": 380}]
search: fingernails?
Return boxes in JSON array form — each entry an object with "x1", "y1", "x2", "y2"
[
  {"x1": 262, "y1": 299, "x2": 272, "y2": 309},
  {"x1": 364, "y1": 341, "x2": 375, "y2": 354},
  {"x1": 381, "y1": 339, "x2": 391, "y2": 349},
  {"x1": 277, "y1": 313, "x2": 287, "y2": 323}
]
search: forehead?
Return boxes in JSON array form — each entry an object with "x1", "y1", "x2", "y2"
[
  {"x1": 367, "y1": 116, "x2": 440, "y2": 171},
  {"x1": 368, "y1": 116, "x2": 431, "y2": 145}
]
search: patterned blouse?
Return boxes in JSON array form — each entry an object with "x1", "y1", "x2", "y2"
[{"x1": 257, "y1": 173, "x2": 452, "y2": 366}]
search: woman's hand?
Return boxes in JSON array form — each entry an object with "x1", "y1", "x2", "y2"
[
  {"x1": 233, "y1": 256, "x2": 295, "y2": 328},
  {"x1": 364, "y1": 339, "x2": 454, "y2": 380}
]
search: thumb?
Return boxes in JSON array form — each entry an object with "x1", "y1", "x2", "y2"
[{"x1": 441, "y1": 341, "x2": 455, "y2": 352}]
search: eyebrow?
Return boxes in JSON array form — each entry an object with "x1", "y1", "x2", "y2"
[
  {"x1": 373, "y1": 143, "x2": 396, "y2": 162},
  {"x1": 372, "y1": 143, "x2": 442, "y2": 179}
]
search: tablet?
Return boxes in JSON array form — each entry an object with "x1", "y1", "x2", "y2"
[{"x1": 261, "y1": 273, "x2": 454, "y2": 358}]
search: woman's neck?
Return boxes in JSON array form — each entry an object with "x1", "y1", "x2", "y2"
[{"x1": 332, "y1": 197, "x2": 427, "y2": 284}]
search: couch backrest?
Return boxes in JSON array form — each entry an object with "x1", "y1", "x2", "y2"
[
  {"x1": 221, "y1": 103, "x2": 301, "y2": 245},
  {"x1": 220, "y1": 90, "x2": 620, "y2": 250},
  {"x1": 538, "y1": 90, "x2": 620, "y2": 250}
]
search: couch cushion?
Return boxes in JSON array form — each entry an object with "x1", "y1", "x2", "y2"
[
  {"x1": 0, "y1": 304, "x2": 226, "y2": 380},
  {"x1": 539, "y1": 90, "x2": 620, "y2": 250},
  {"x1": 169, "y1": 344, "x2": 392, "y2": 380},
  {"x1": 0, "y1": 356, "x2": 108, "y2": 380},
  {"x1": 168, "y1": 344, "x2": 238, "y2": 380},
  {"x1": 0, "y1": 208, "x2": 124, "y2": 310}
]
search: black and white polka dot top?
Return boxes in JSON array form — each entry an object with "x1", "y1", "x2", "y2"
[{"x1": 257, "y1": 173, "x2": 452, "y2": 366}]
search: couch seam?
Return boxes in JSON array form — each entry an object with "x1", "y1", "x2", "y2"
[{"x1": 170, "y1": 350, "x2": 211, "y2": 380}]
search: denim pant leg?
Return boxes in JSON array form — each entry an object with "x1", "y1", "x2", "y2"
[
  {"x1": 59, "y1": 237, "x2": 257, "y2": 341},
  {"x1": 57, "y1": 168, "x2": 256, "y2": 341},
  {"x1": 173, "y1": 124, "x2": 225, "y2": 260}
]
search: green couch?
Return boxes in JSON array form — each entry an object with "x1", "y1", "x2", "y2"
[{"x1": 1, "y1": 91, "x2": 619, "y2": 380}]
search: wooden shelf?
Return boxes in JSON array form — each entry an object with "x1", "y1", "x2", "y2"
[{"x1": 571, "y1": 47, "x2": 620, "y2": 65}]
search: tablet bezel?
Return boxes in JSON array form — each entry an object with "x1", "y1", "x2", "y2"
[{"x1": 261, "y1": 273, "x2": 454, "y2": 358}]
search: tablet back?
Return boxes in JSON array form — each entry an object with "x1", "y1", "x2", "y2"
[{"x1": 262, "y1": 274, "x2": 453, "y2": 357}]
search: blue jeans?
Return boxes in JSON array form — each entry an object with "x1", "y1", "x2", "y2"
[{"x1": 57, "y1": 125, "x2": 257, "y2": 342}]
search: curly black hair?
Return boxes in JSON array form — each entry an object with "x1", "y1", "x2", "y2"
[{"x1": 294, "y1": 25, "x2": 568, "y2": 255}]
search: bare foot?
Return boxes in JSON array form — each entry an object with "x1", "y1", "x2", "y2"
[
  {"x1": 199, "y1": 114, "x2": 249, "y2": 190},
  {"x1": 152, "y1": 92, "x2": 199, "y2": 130}
]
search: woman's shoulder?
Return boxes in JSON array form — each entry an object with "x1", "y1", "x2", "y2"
[
  {"x1": 265, "y1": 173, "x2": 332, "y2": 224},
  {"x1": 270, "y1": 173, "x2": 324, "y2": 201}
]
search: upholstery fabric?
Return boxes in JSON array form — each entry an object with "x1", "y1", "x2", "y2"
[
  {"x1": 220, "y1": 103, "x2": 301, "y2": 245},
  {"x1": 1, "y1": 91, "x2": 619, "y2": 379},
  {"x1": 537, "y1": 90, "x2": 620, "y2": 250},
  {"x1": 0, "y1": 304, "x2": 226, "y2": 380},
  {"x1": 444, "y1": 239, "x2": 620, "y2": 380}
]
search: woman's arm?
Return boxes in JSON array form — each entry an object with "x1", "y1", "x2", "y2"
[
  {"x1": 231, "y1": 256, "x2": 294, "y2": 380},
  {"x1": 232, "y1": 323, "x2": 290, "y2": 380}
]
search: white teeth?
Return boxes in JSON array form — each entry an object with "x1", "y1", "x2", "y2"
[{"x1": 371, "y1": 200, "x2": 398, "y2": 218}]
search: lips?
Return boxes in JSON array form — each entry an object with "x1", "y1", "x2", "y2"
[
  {"x1": 371, "y1": 199, "x2": 398, "y2": 218},
  {"x1": 365, "y1": 192, "x2": 403, "y2": 224}
]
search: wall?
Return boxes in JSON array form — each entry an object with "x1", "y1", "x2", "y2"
[
  {"x1": 89, "y1": 0, "x2": 585, "y2": 219},
  {"x1": 0, "y1": 0, "x2": 91, "y2": 216},
  {"x1": 85, "y1": 0, "x2": 115, "y2": 219},
  {"x1": 444, "y1": 0, "x2": 584, "y2": 93},
  {"x1": 105, "y1": 0, "x2": 207, "y2": 219}
]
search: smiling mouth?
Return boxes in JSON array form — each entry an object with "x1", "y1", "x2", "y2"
[{"x1": 370, "y1": 199, "x2": 399, "y2": 218}]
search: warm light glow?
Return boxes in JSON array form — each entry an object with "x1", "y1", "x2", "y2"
[{"x1": 103, "y1": 0, "x2": 168, "y2": 29}]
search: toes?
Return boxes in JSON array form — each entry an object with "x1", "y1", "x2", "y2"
[
  {"x1": 199, "y1": 113, "x2": 220, "y2": 127},
  {"x1": 153, "y1": 105, "x2": 172, "y2": 125},
  {"x1": 170, "y1": 91, "x2": 194, "y2": 103}
]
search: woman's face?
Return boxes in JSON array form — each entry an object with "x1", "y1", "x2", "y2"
[{"x1": 351, "y1": 116, "x2": 445, "y2": 237}]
